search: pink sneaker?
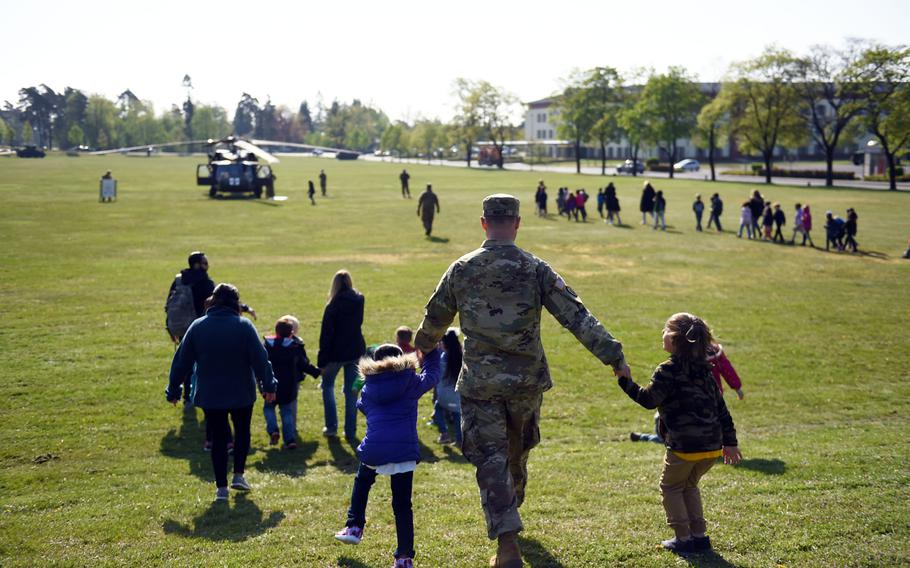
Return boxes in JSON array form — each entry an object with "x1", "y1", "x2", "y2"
[
  {"x1": 334, "y1": 525, "x2": 363, "y2": 545},
  {"x1": 393, "y1": 557, "x2": 413, "y2": 568}
]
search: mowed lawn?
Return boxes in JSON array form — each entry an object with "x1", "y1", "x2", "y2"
[{"x1": 0, "y1": 155, "x2": 908, "y2": 568}]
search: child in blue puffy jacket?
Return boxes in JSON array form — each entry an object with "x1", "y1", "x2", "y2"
[{"x1": 334, "y1": 343, "x2": 441, "y2": 568}]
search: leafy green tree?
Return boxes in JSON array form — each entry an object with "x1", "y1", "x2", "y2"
[
  {"x1": 617, "y1": 94, "x2": 646, "y2": 177},
  {"x1": 67, "y1": 124, "x2": 84, "y2": 147},
  {"x1": 794, "y1": 43, "x2": 868, "y2": 186},
  {"x1": 18, "y1": 85, "x2": 62, "y2": 148},
  {"x1": 58, "y1": 87, "x2": 88, "y2": 148},
  {"x1": 0, "y1": 117, "x2": 11, "y2": 145},
  {"x1": 452, "y1": 78, "x2": 483, "y2": 166},
  {"x1": 585, "y1": 67, "x2": 624, "y2": 175},
  {"x1": 298, "y1": 101, "x2": 313, "y2": 136},
  {"x1": 83, "y1": 95, "x2": 117, "y2": 148},
  {"x1": 847, "y1": 43, "x2": 910, "y2": 190},
  {"x1": 693, "y1": 92, "x2": 729, "y2": 181},
  {"x1": 637, "y1": 67, "x2": 702, "y2": 178},
  {"x1": 467, "y1": 80, "x2": 518, "y2": 169},
  {"x1": 556, "y1": 70, "x2": 598, "y2": 174},
  {"x1": 256, "y1": 98, "x2": 278, "y2": 139},
  {"x1": 22, "y1": 120, "x2": 33, "y2": 144},
  {"x1": 380, "y1": 123, "x2": 403, "y2": 158},
  {"x1": 720, "y1": 47, "x2": 806, "y2": 184},
  {"x1": 233, "y1": 93, "x2": 259, "y2": 136},
  {"x1": 191, "y1": 104, "x2": 231, "y2": 141}
]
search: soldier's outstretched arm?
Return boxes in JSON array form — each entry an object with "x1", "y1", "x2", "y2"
[
  {"x1": 539, "y1": 263, "x2": 626, "y2": 370},
  {"x1": 415, "y1": 266, "x2": 458, "y2": 352}
]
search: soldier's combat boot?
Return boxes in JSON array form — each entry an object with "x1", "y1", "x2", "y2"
[{"x1": 489, "y1": 531, "x2": 522, "y2": 568}]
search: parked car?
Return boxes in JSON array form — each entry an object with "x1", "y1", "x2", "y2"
[
  {"x1": 617, "y1": 159, "x2": 645, "y2": 174},
  {"x1": 16, "y1": 145, "x2": 46, "y2": 158},
  {"x1": 674, "y1": 158, "x2": 700, "y2": 172}
]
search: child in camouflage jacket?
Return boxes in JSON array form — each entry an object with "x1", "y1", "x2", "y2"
[{"x1": 618, "y1": 313, "x2": 742, "y2": 554}]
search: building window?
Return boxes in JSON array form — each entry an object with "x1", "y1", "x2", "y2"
[{"x1": 548, "y1": 129, "x2": 554, "y2": 138}]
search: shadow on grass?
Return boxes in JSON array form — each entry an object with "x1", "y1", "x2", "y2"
[
  {"x1": 337, "y1": 557, "x2": 373, "y2": 568},
  {"x1": 249, "y1": 199, "x2": 283, "y2": 207},
  {"x1": 427, "y1": 235, "x2": 450, "y2": 243},
  {"x1": 610, "y1": 222, "x2": 633, "y2": 229},
  {"x1": 159, "y1": 407, "x2": 211, "y2": 482},
  {"x1": 328, "y1": 437, "x2": 359, "y2": 474},
  {"x1": 253, "y1": 440, "x2": 318, "y2": 477},
  {"x1": 739, "y1": 458, "x2": 786, "y2": 475},
  {"x1": 518, "y1": 536, "x2": 565, "y2": 568},
  {"x1": 162, "y1": 494, "x2": 284, "y2": 542},
  {"x1": 418, "y1": 438, "x2": 441, "y2": 464},
  {"x1": 681, "y1": 549, "x2": 739, "y2": 568}
]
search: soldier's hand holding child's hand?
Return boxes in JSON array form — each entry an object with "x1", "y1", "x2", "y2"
[
  {"x1": 723, "y1": 446, "x2": 742, "y2": 465},
  {"x1": 735, "y1": 388, "x2": 745, "y2": 400},
  {"x1": 613, "y1": 363, "x2": 632, "y2": 380},
  {"x1": 263, "y1": 392, "x2": 276, "y2": 404}
]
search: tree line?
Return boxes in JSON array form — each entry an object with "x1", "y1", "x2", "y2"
[
  {"x1": 549, "y1": 41, "x2": 910, "y2": 190},
  {"x1": 1, "y1": 41, "x2": 907, "y2": 189}
]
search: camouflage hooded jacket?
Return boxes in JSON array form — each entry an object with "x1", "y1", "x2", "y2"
[
  {"x1": 618, "y1": 357, "x2": 738, "y2": 453},
  {"x1": 415, "y1": 239, "x2": 625, "y2": 400}
]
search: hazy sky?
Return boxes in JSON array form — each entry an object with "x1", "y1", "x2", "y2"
[{"x1": 4, "y1": 0, "x2": 908, "y2": 122}]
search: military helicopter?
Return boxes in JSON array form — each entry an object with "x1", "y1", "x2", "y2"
[{"x1": 91, "y1": 136, "x2": 360, "y2": 198}]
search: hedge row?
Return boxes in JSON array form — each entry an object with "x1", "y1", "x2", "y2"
[{"x1": 720, "y1": 169, "x2": 855, "y2": 180}]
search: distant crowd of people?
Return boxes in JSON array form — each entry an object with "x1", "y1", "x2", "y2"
[{"x1": 532, "y1": 180, "x2": 863, "y2": 253}]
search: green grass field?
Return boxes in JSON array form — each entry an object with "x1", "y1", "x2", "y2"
[{"x1": 1, "y1": 154, "x2": 908, "y2": 567}]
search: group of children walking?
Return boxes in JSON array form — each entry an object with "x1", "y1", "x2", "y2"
[{"x1": 534, "y1": 180, "x2": 862, "y2": 254}]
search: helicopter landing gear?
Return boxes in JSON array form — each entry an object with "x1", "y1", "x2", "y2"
[{"x1": 209, "y1": 186, "x2": 217, "y2": 198}]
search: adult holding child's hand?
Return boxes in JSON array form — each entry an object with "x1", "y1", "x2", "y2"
[{"x1": 166, "y1": 283, "x2": 277, "y2": 502}]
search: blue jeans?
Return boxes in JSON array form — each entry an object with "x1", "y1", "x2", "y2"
[
  {"x1": 433, "y1": 401, "x2": 462, "y2": 443},
  {"x1": 346, "y1": 462, "x2": 415, "y2": 559},
  {"x1": 263, "y1": 399, "x2": 297, "y2": 443},
  {"x1": 322, "y1": 360, "x2": 359, "y2": 438}
]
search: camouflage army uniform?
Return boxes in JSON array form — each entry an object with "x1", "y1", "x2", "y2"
[
  {"x1": 415, "y1": 194, "x2": 626, "y2": 540},
  {"x1": 417, "y1": 188, "x2": 440, "y2": 236},
  {"x1": 617, "y1": 358, "x2": 738, "y2": 539}
]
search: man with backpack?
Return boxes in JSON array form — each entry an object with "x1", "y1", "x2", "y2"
[{"x1": 165, "y1": 252, "x2": 257, "y2": 406}]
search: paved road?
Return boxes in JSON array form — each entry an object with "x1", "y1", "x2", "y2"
[{"x1": 363, "y1": 155, "x2": 910, "y2": 191}]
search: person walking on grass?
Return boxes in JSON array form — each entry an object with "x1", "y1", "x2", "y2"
[
  {"x1": 761, "y1": 202, "x2": 773, "y2": 241},
  {"x1": 263, "y1": 317, "x2": 321, "y2": 449},
  {"x1": 692, "y1": 194, "x2": 705, "y2": 231},
  {"x1": 308, "y1": 180, "x2": 317, "y2": 205},
  {"x1": 738, "y1": 202, "x2": 753, "y2": 239},
  {"x1": 318, "y1": 270, "x2": 367, "y2": 440},
  {"x1": 640, "y1": 182, "x2": 656, "y2": 225},
  {"x1": 166, "y1": 283, "x2": 277, "y2": 502},
  {"x1": 417, "y1": 184, "x2": 441, "y2": 237},
  {"x1": 605, "y1": 183, "x2": 621, "y2": 225},
  {"x1": 749, "y1": 190, "x2": 764, "y2": 239},
  {"x1": 319, "y1": 169, "x2": 328, "y2": 196},
  {"x1": 565, "y1": 190, "x2": 577, "y2": 221},
  {"x1": 333, "y1": 345, "x2": 442, "y2": 568},
  {"x1": 400, "y1": 169, "x2": 411, "y2": 198},
  {"x1": 414, "y1": 194, "x2": 629, "y2": 568},
  {"x1": 597, "y1": 188, "x2": 606, "y2": 220},
  {"x1": 845, "y1": 208, "x2": 859, "y2": 253},
  {"x1": 433, "y1": 328, "x2": 464, "y2": 445},
  {"x1": 616, "y1": 312, "x2": 741, "y2": 554},
  {"x1": 772, "y1": 203, "x2": 786, "y2": 243},
  {"x1": 577, "y1": 189, "x2": 589, "y2": 222},
  {"x1": 653, "y1": 190, "x2": 666, "y2": 230},
  {"x1": 801, "y1": 204, "x2": 815, "y2": 247},
  {"x1": 707, "y1": 193, "x2": 723, "y2": 231}
]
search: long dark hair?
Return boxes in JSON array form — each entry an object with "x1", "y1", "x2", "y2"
[
  {"x1": 665, "y1": 312, "x2": 713, "y2": 369},
  {"x1": 442, "y1": 328, "x2": 463, "y2": 385}
]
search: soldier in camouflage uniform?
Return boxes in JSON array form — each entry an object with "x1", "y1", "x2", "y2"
[
  {"x1": 415, "y1": 194, "x2": 630, "y2": 568},
  {"x1": 416, "y1": 184, "x2": 441, "y2": 236}
]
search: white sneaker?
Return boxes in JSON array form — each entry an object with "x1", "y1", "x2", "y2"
[{"x1": 230, "y1": 474, "x2": 251, "y2": 491}]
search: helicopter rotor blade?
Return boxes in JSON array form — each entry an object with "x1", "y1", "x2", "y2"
[
  {"x1": 89, "y1": 140, "x2": 210, "y2": 155},
  {"x1": 233, "y1": 139, "x2": 279, "y2": 164},
  {"x1": 251, "y1": 139, "x2": 361, "y2": 156}
]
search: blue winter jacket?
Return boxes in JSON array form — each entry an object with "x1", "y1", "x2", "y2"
[
  {"x1": 356, "y1": 348, "x2": 441, "y2": 466},
  {"x1": 166, "y1": 306, "x2": 277, "y2": 409}
]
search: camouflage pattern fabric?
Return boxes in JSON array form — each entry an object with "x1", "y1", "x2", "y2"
[
  {"x1": 460, "y1": 393, "x2": 541, "y2": 539},
  {"x1": 417, "y1": 190, "x2": 439, "y2": 221},
  {"x1": 617, "y1": 358, "x2": 738, "y2": 452},
  {"x1": 415, "y1": 239, "x2": 626, "y2": 400}
]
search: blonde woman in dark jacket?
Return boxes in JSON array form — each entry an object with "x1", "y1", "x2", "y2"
[{"x1": 318, "y1": 270, "x2": 367, "y2": 440}]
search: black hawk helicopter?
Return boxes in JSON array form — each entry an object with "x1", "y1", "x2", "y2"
[{"x1": 90, "y1": 136, "x2": 360, "y2": 198}]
